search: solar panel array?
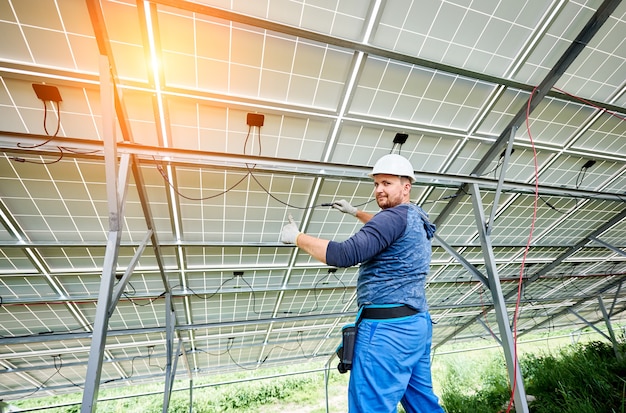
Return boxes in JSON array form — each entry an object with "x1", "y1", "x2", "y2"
[{"x1": 0, "y1": 0, "x2": 625, "y2": 405}]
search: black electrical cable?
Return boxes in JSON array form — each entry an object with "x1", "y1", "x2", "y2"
[
  {"x1": 575, "y1": 162, "x2": 594, "y2": 190},
  {"x1": 234, "y1": 274, "x2": 274, "y2": 316},
  {"x1": 53, "y1": 355, "x2": 83, "y2": 389},
  {"x1": 420, "y1": 187, "x2": 468, "y2": 206},
  {"x1": 12, "y1": 354, "x2": 82, "y2": 401},
  {"x1": 155, "y1": 157, "x2": 251, "y2": 201},
  {"x1": 246, "y1": 169, "x2": 376, "y2": 210},
  {"x1": 225, "y1": 331, "x2": 314, "y2": 370},
  {"x1": 264, "y1": 331, "x2": 313, "y2": 359},
  {"x1": 123, "y1": 290, "x2": 166, "y2": 307},
  {"x1": 0, "y1": 321, "x2": 95, "y2": 339},
  {"x1": 478, "y1": 156, "x2": 504, "y2": 178},
  {"x1": 193, "y1": 345, "x2": 230, "y2": 358},
  {"x1": 12, "y1": 97, "x2": 100, "y2": 162},
  {"x1": 155, "y1": 123, "x2": 450, "y2": 211},
  {"x1": 181, "y1": 275, "x2": 274, "y2": 316},
  {"x1": 389, "y1": 142, "x2": 403, "y2": 155},
  {"x1": 283, "y1": 269, "x2": 349, "y2": 315},
  {"x1": 183, "y1": 276, "x2": 239, "y2": 301},
  {"x1": 538, "y1": 194, "x2": 581, "y2": 215},
  {"x1": 12, "y1": 99, "x2": 66, "y2": 164},
  {"x1": 105, "y1": 348, "x2": 168, "y2": 383},
  {"x1": 242, "y1": 126, "x2": 346, "y2": 210},
  {"x1": 147, "y1": 346, "x2": 165, "y2": 371},
  {"x1": 10, "y1": 147, "x2": 65, "y2": 165},
  {"x1": 43, "y1": 101, "x2": 61, "y2": 138},
  {"x1": 177, "y1": 267, "x2": 349, "y2": 318},
  {"x1": 105, "y1": 354, "x2": 141, "y2": 383},
  {"x1": 243, "y1": 124, "x2": 261, "y2": 157},
  {"x1": 226, "y1": 337, "x2": 265, "y2": 370},
  {"x1": 58, "y1": 146, "x2": 101, "y2": 156},
  {"x1": 119, "y1": 280, "x2": 166, "y2": 307},
  {"x1": 17, "y1": 101, "x2": 61, "y2": 149}
]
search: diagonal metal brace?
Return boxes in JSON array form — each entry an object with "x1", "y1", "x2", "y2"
[
  {"x1": 434, "y1": 234, "x2": 490, "y2": 288},
  {"x1": 487, "y1": 126, "x2": 517, "y2": 235},
  {"x1": 108, "y1": 229, "x2": 153, "y2": 316}
]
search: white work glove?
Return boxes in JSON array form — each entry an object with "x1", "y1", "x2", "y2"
[
  {"x1": 332, "y1": 199, "x2": 357, "y2": 216},
  {"x1": 281, "y1": 215, "x2": 301, "y2": 244}
]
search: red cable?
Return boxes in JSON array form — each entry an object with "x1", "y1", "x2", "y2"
[
  {"x1": 504, "y1": 86, "x2": 540, "y2": 413},
  {"x1": 503, "y1": 85, "x2": 625, "y2": 412}
]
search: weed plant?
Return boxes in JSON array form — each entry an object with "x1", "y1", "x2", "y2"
[
  {"x1": 522, "y1": 340, "x2": 626, "y2": 413},
  {"x1": 438, "y1": 339, "x2": 626, "y2": 413}
]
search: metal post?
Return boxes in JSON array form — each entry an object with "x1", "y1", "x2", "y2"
[
  {"x1": 81, "y1": 55, "x2": 123, "y2": 413},
  {"x1": 189, "y1": 378, "x2": 193, "y2": 413},
  {"x1": 324, "y1": 353, "x2": 336, "y2": 413},
  {"x1": 163, "y1": 292, "x2": 177, "y2": 412},
  {"x1": 469, "y1": 183, "x2": 529, "y2": 413},
  {"x1": 598, "y1": 296, "x2": 622, "y2": 360}
]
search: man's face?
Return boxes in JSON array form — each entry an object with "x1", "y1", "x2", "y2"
[{"x1": 373, "y1": 174, "x2": 411, "y2": 209}]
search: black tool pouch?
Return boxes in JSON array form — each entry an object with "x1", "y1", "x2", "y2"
[{"x1": 336, "y1": 323, "x2": 356, "y2": 374}]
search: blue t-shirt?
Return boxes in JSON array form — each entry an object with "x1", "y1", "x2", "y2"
[{"x1": 326, "y1": 203, "x2": 436, "y2": 311}]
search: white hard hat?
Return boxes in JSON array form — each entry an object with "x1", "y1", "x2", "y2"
[{"x1": 368, "y1": 154, "x2": 416, "y2": 182}]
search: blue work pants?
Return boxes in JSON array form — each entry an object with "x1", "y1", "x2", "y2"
[{"x1": 348, "y1": 312, "x2": 444, "y2": 413}]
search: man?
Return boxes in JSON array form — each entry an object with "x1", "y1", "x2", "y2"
[{"x1": 281, "y1": 153, "x2": 445, "y2": 413}]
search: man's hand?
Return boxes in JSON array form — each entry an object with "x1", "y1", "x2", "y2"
[
  {"x1": 332, "y1": 199, "x2": 357, "y2": 216},
  {"x1": 281, "y1": 215, "x2": 301, "y2": 244}
]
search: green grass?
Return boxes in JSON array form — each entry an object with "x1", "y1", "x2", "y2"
[
  {"x1": 436, "y1": 338, "x2": 626, "y2": 413},
  {"x1": 521, "y1": 340, "x2": 626, "y2": 413},
  {"x1": 9, "y1": 330, "x2": 625, "y2": 413},
  {"x1": 11, "y1": 364, "x2": 348, "y2": 413},
  {"x1": 437, "y1": 352, "x2": 510, "y2": 413}
]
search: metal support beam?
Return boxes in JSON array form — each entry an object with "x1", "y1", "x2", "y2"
[
  {"x1": 2, "y1": 131, "x2": 624, "y2": 204},
  {"x1": 109, "y1": 229, "x2": 153, "y2": 315},
  {"x1": 167, "y1": 339, "x2": 182, "y2": 408},
  {"x1": 434, "y1": 234, "x2": 490, "y2": 288},
  {"x1": 189, "y1": 377, "x2": 194, "y2": 413},
  {"x1": 471, "y1": 0, "x2": 622, "y2": 177},
  {"x1": 324, "y1": 353, "x2": 336, "y2": 413},
  {"x1": 477, "y1": 317, "x2": 502, "y2": 346},
  {"x1": 469, "y1": 183, "x2": 528, "y2": 413},
  {"x1": 81, "y1": 55, "x2": 124, "y2": 413},
  {"x1": 163, "y1": 292, "x2": 177, "y2": 412},
  {"x1": 567, "y1": 309, "x2": 611, "y2": 341},
  {"x1": 598, "y1": 296, "x2": 622, "y2": 360},
  {"x1": 487, "y1": 126, "x2": 517, "y2": 235},
  {"x1": 589, "y1": 236, "x2": 626, "y2": 257},
  {"x1": 609, "y1": 280, "x2": 623, "y2": 317}
]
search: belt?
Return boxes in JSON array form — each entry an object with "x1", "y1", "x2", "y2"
[{"x1": 360, "y1": 304, "x2": 418, "y2": 322}]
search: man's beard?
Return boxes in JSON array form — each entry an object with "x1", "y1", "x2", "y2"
[{"x1": 376, "y1": 195, "x2": 395, "y2": 209}]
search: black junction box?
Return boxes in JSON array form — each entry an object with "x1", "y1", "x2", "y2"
[
  {"x1": 32, "y1": 83, "x2": 62, "y2": 102},
  {"x1": 247, "y1": 113, "x2": 265, "y2": 127},
  {"x1": 393, "y1": 133, "x2": 408, "y2": 144}
]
